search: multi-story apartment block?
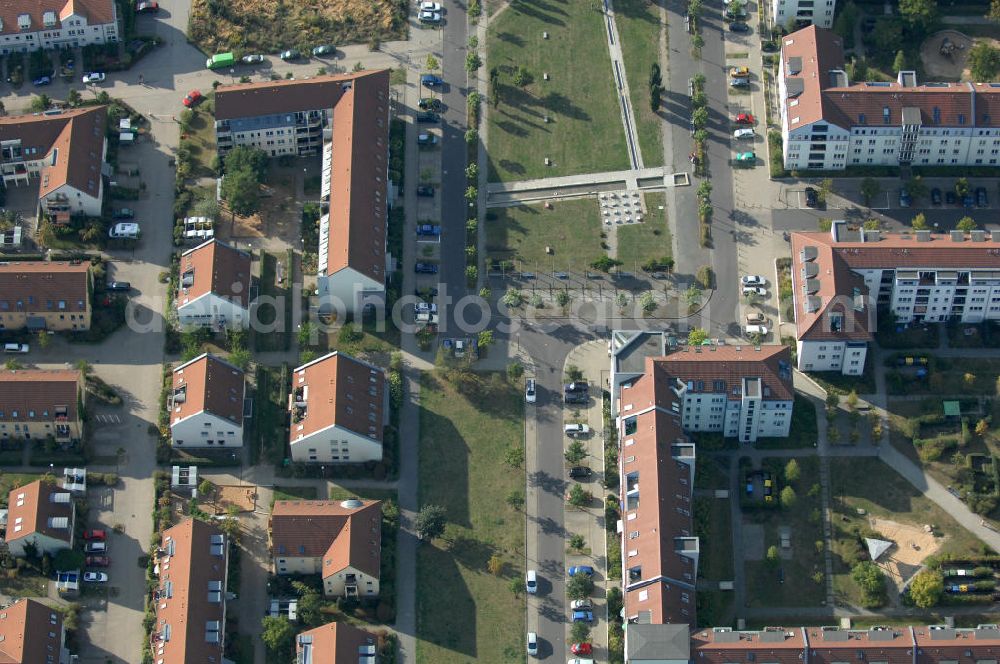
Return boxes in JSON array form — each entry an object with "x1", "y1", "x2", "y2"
[
  {"x1": 771, "y1": 0, "x2": 836, "y2": 30},
  {"x1": 176, "y1": 239, "x2": 252, "y2": 329},
  {"x1": 296, "y1": 622, "x2": 379, "y2": 664},
  {"x1": 0, "y1": 0, "x2": 118, "y2": 54},
  {"x1": 0, "y1": 107, "x2": 108, "y2": 218},
  {"x1": 0, "y1": 598, "x2": 73, "y2": 663},
  {"x1": 779, "y1": 26, "x2": 1000, "y2": 171},
  {"x1": 168, "y1": 354, "x2": 245, "y2": 448},
  {"x1": 150, "y1": 518, "x2": 229, "y2": 662},
  {"x1": 5, "y1": 479, "x2": 75, "y2": 557},
  {"x1": 269, "y1": 499, "x2": 382, "y2": 598},
  {"x1": 0, "y1": 261, "x2": 92, "y2": 332},
  {"x1": 654, "y1": 345, "x2": 794, "y2": 443},
  {"x1": 288, "y1": 352, "x2": 388, "y2": 464},
  {"x1": 0, "y1": 368, "x2": 84, "y2": 443},
  {"x1": 214, "y1": 70, "x2": 391, "y2": 316},
  {"x1": 791, "y1": 222, "x2": 1000, "y2": 374}
]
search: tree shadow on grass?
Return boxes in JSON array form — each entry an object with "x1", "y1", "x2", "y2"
[
  {"x1": 416, "y1": 544, "x2": 477, "y2": 657},
  {"x1": 495, "y1": 31, "x2": 526, "y2": 47},
  {"x1": 509, "y1": 0, "x2": 570, "y2": 24}
]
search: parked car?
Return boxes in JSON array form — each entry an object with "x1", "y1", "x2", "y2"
[
  {"x1": 83, "y1": 529, "x2": 107, "y2": 541},
  {"x1": 947, "y1": 485, "x2": 962, "y2": 499},
  {"x1": 83, "y1": 572, "x2": 108, "y2": 583},
  {"x1": 82, "y1": 72, "x2": 105, "y2": 84},
  {"x1": 565, "y1": 423, "x2": 590, "y2": 437},
  {"x1": 572, "y1": 610, "x2": 594, "y2": 623},
  {"x1": 242, "y1": 54, "x2": 265, "y2": 64},
  {"x1": 742, "y1": 285, "x2": 767, "y2": 297},
  {"x1": 746, "y1": 311, "x2": 768, "y2": 325},
  {"x1": 945, "y1": 191, "x2": 957, "y2": 205},
  {"x1": 416, "y1": 111, "x2": 440, "y2": 123},
  {"x1": 568, "y1": 659, "x2": 595, "y2": 664},
  {"x1": 419, "y1": 10, "x2": 442, "y2": 23},
  {"x1": 564, "y1": 392, "x2": 587, "y2": 404},
  {"x1": 84, "y1": 541, "x2": 107, "y2": 553},
  {"x1": 804, "y1": 187, "x2": 818, "y2": 207},
  {"x1": 735, "y1": 151, "x2": 756, "y2": 163},
  {"x1": 571, "y1": 643, "x2": 594, "y2": 656},
  {"x1": 182, "y1": 90, "x2": 203, "y2": 107},
  {"x1": 564, "y1": 381, "x2": 589, "y2": 393},
  {"x1": 745, "y1": 324, "x2": 770, "y2": 336},
  {"x1": 86, "y1": 555, "x2": 110, "y2": 567},
  {"x1": 107, "y1": 281, "x2": 132, "y2": 292},
  {"x1": 977, "y1": 187, "x2": 988, "y2": 207},
  {"x1": 568, "y1": 565, "x2": 594, "y2": 577},
  {"x1": 420, "y1": 1, "x2": 442, "y2": 9},
  {"x1": 526, "y1": 632, "x2": 538, "y2": 656},
  {"x1": 418, "y1": 97, "x2": 442, "y2": 111},
  {"x1": 525, "y1": 378, "x2": 536, "y2": 404},
  {"x1": 735, "y1": 113, "x2": 755, "y2": 124},
  {"x1": 730, "y1": 77, "x2": 749, "y2": 88},
  {"x1": 112, "y1": 207, "x2": 134, "y2": 219},
  {"x1": 414, "y1": 262, "x2": 438, "y2": 274},
  {"x1": 570, "y1": 599, "x2": 592, "y2": 610},
  {"x1": 109, "y1": 223, "x2": 139, "y2": 239},
  {"x1": 931, "y1": 188, "x2": 942, "y2": 205},
  {"x1": 725, "y1": 6, "x2": 747, "y2": 18},
  {"x1": 136, "y1": 0, "x2": 159, "y2": 11},
  {"x1": 415, "y1": 224, "x2": 441, "y2": 236},
  {"x1": 416, "y1": 185, "x2": 435, "y2": 197},
  {"x1": 3, "y1": 343, "x2": 29, "y2": 354},
  {"x1": 741, "y1": 275, "x2": 766, "y2": 286},
  {"x1": 279, "y1": 49, "x2": 301, "y2": 60},
  {"x1": 33, "y1": 76, "x2": 51, "y2": 86},
  {"x1": 729, "y1": 21, "x2": 750, "y2": 31},
  {"x1": 421, "y1": 74, "x2": 443, "y2": 87},
  {"x1": 730, "y1": 66, "x2": 750, "y2": 79},
  {"x1": 525, "y1": 569, "x2": 537, "y2": 594},
  {"x1": 733, "y1": 128, "x2": 754, "y2": 139},
  {"x1": 899, "y1": 189, "x2": 911, "y2": 208},
  {"x1": 568, "y1": 466, "x2": 592, "y2": 479},
  {"x1": 417, "y1": 132, "x2": 439, "y2": 146},
  {"x1": 312, "y1": 44, "x2": 335, "y2": 57}
]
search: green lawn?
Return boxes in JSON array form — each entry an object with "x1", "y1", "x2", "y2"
[
  {"x1": 756, "y1": 393, "x2": 819, "y2": 449},
  {"x1": 0, "y1": 473, "x2": 44, "y2": 507},
  {"x1": 615, "y1": 192, "x2": 671, "y2": 268},
  {"x1": 614, "y1": 0, "x2": 663, "y2": 167},
  {"x1": 329, "y1": 486, "x2": 399, "y2": 504},
  {"x1": 271, "y1": 485, "x2": 318, "y2": 504},
  {"x1": 253, "y1": 252, "x2": 290, "y2": 353},
  {"x1": 486, "y1": 1, "x2": 629, "y2": 181},
  {"x1": 253, "y1": 364, "x2": 290, "y2": 466},
  {"x1": 0, "y1": 571, "x2": 47, "y2": 598},
  {"x1": 695, "y1": 496, "x2": 734, "y2": 581},
  {"x1": 485, "y1": 200, "x2": 605, "y2": 271},
  {"x1": 416, "y1": 371, "x2": 525, "y2": 664},
  {"x1": 182, "y1": 100, "x2": 217, "y2": 178},
  {"x1": 744, "y1": 456, "x2": 827, "y2": 608}
]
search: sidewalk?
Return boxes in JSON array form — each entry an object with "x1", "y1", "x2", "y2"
[{"x1": 562, "y1": 340, "x2": 611, "y2": 657}]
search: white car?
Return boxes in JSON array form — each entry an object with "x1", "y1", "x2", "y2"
[
  {"x1": 525, "y1": 378, "x2": 536, "y2": 404},
  {"x1": 741, "y1": 275, "x2": 766, "y2": 286},
  {"x1": 82, "y1": 72, "x2": 106, "y2": 84},
  {"x1": 419, "y1": 1, "x2": 442, "y2": 9},
  {"x1": 527, "y1": 632, "x2": 538, "y2": 656},
  {"x1": 745, "y1": 324, "x2": 770, "y2": 337},
  {"x1": 242, "y1": 54, "x2": 264, "y2": 64},
  {"x1": 570, "y1": 598, "x2": 592, "y2": 609},
  {"x1": 568, "y1": 659, "x2": 596, "y2": 664},
  {"x1": 419, "y1": 10, "x2": 441, "y2": 23},
  {"x1": 526, "y1": 570, "x2": 537, "y2": 594},
  {"x1": 742, "y1": 286, "x2": 767, "y2": 297},
  {"x1": 109, "y1": 222, "x2": 139, "y2": 239},
  {"x1": 83, "y1": 572, "x2": 108, "y2": 583},
  {"x1": 733, "y1": 128, "x2": 755, "y2": 139}
]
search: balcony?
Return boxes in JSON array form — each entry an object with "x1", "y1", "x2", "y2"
[{"x1": 55, "y1": 426, "x2": 70, "y2": 439}]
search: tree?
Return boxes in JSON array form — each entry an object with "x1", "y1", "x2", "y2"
[
  {"x1": 893, "y1": 50, "x2": 907, "y2": 73},
  {"x1": 911, "y1": 212, "x2": 928, "y2": 230},
  {"x1": 260, "y1": 616, "x2": 295, "y2": 655},
  {"x1": 478, "y1": 329, "x2": 493, "y2": 349},
  {"x1": 692, "y1": 33, "x2": 704, "y2": 51},
  {"x1": 568, "y1": 483, "x2": 591, "y2": 508},
  {"x1": 957, "y1": 216, "x2": 977, "y2": 233},
  {"x1": 415, "y1": 504, "x2": 447, "y2": 541},
  {"x1": 193, "y1": 196, "x2": 221, "y2": 220},
  {"x1": 426, "y1": 54, "x2": 439, "y2": 70},
  {"x1": 697, "y1": 180, "x2": 713, "y2": 200},
  {"x1": 487, "y1": 553, "x2": 503, "y2": 576},
  {"x1": 872, "y1": 18, "x2": 903, "y2": 54},
  {"x1": 852, "y1": 561, "x2": 886, "y2": 607},
  {"x1": 221, "y1": 169, "x2": 260, "y2": 218},
  {"x1": 197, "y1": 479, "x2": 215, "y2": 498},
  {"x1": 905, "y1": 176, "x2": 928, "y2": 201},
  {"x1": 294, "y1": 583, "x2": 323, "y2": 627},
  {"x1": 591, "y1": 256, "x2": 623, "y2": 272},
  {"x1": 688, "y1": 328, "x2": 709, "y2": 346},
  {"x1": 964, "y1": 372, "x2": 977, "y2": 386},
  {"x1": 571, "y1": 621, "x2": 591, "y2": 643},
  {"x1": 508, "y1": 577, "x2": 523, "y2": 597},
  {"x1": 505, "y1": 488, "x2": 524, "y2": 510},
  {"x1": 465, "y1": 163, "x2": 478, "y2": 181},
  {"x1": 685, "y1": 285, "x2": 702, "y2": 310},
  {"x1": 565, "y1": 440, "x2": 587, "y2": 464},
  {"x1": 465, "y1": 51, "x2": 482, "y2": 72},
  {"x1": 968, "y1": 42, "x2": 1000, "y2": 83},
  {"x1": 990, "y1": 0, "x2": 1000, "y2": 21},
  {"x1": 816, "y1": 178, "x2": 833, "y2": 205},
  {"x1": 976, "y1": 419, "x2": 990, "y2": 437},
  {"x1": 784, "y1": 459, "x2": 801, "y2": 484},
  {"x1": 36, "y1": 330, "x2": 50, "y2": 349},
  {"x1": 465, "y1": 186, "x2": 478, "y2": 202},
  {"x1": 862, "y1": 219, "x2": 881, "y2": 231},
  {"x1": 569, "y1": 534, "x2": 586, "y2": 551},
  {"x1": 956, "y1": 177, "x2": 971, "y2": 198},
  {"x1": 846, "y1": 389, "x2": 859, "y2": 410},
  {"x1": 639, "y1": 291, "x2": 656, "y2": 313},
  {"x1": 692, "y1": 106, "x2": 708, "y2": 129},
  {"x1": 29, "y1": 94, "x2": 51, "y2": 112},
  {"x1": 67, "y1": 88, "x2": 82, "y2": 107},
  {"x1": 860, "y1": 178, "x2": 880, "y2": 206},
  {"x1": 465, "y1": 129, "x2": 478, "y2": 145},
  {"x1": 780, "y1": 486, "x2": 797, "y2": 508},
  {"x1": 899, "y1": 0, "x2": 937, "y2": 32},
  {"x1": 513, "y1": 66, "x2": 531, "y2": 87},
  {"x1": 650, "y1": 84, "x2": 661, "y2": 112},
  {"x1": 766, "y1": 545, "x2": 779, "y2": 564},
  {"x1": 223, "y1": 146, "x2": 269, "y2": 181},
  {"x1": 909, "y1": 569, "x2": 944, "y2": 608},
  {"x1": 566, "y1": 573, "x2": 594, "y2": 600}
]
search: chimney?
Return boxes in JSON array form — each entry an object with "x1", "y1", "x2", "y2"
[
  {"x1": 863, "y1": 229, "x2": 881, "y2": 242},
  {"x1": 950, "y1": 230, "x2": 965, "y2": 242},
  {"x1": 830, "y1": 220, "x2": 848, "y2": 242},
  {"x1": 970, "y1": 230, "x2": 986, "y2": 243},
  {"x1": 915, "y1": 230, "x2": 931, "y2": 242},
  {"x1": 992, "y1": 230, "x2": 1000, "y2": 243}
]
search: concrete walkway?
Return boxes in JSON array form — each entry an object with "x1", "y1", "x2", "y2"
[
  {"x1": 485, "y1": 166, "x2": 673, "y2": 195},
  {"x1": 602, "y1": 0, "x2": 644, "y2": 169}
]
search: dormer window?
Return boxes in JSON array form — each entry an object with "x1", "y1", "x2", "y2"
[
  {"x1": 17, "y1": 14, "x2": 30, "y2": 30},
  {"x1": 42, "y1": 11, "x2": 56, "y2": 27}
]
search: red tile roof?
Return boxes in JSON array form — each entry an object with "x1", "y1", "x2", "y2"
[
  {"x1": 790, "y1": 231, "x2": 873, "y2": 342},
  {"x1": 0, "y1": 368, "x2": 81, "y2": 424},
  {"x1": 152, "y1": 519, "x2": 227, "y2": 664},
  {"x1": 6, "y1": 479, "x2": 73, "y2": 546},
  {"x1": 295, "y1": 621, "x2": 377, "y2": 663},
  {"x1": 692, "y1": 627, "x2": 807, "y2": 664},
  {"x1": 170, "y1": 354, "x2": 245, "y2": 426},
  {"x1": 178, "y1": 239, "x2": 252, "y2": 309},
  {"x1": 0, "y1": 0, "x2": 115, "y2": 35},
  {"x1": 0, "y1": 598, "x2": 66, "y2": 664},
  {"x1": 290, "y1": 352, "x2": 386, "y2": 445},
  {"x1": 270, "y1": 500, "x2": 382, "y2": 578},
  {"x1": 806, "y1": 626, "x2": 914, "y2": 664},
  {"x1": 781, "y1": 25, "x2": 845, "y2": 130},
  {"x1": 914, "y1": 625, "x2": 1000, "y2": 664},
  {"x1": 0, "y1": 261, "x2": 91, "y2": 317},
  {"x1": 657, "y1": 345, "x2": 794, "y2": 401}
]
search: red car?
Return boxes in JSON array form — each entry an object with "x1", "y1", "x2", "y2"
[
  {"x1": 735, "y1": 113, "x2": 755, "y2": 125},
  {"x1": 136, "y1": 0, "x2": 159, "y2": 11},
  {"x1": 571, "y1": 643, "x2": 593, "y2": 656},
  {"x1": 83, "y1": 529, "x2": 107, "y2": 541},
  {"x1": 182, "y1": 90, "x2": 203, "y2": 107},
  {"x1": 85, "y1": 555, "x2": 110, "y2": 567}
]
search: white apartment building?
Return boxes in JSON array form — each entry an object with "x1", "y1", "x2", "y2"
[
  {"x1": 772, "y1": 0, "x2": 836, "y2": 30},
  {"x1": 168, "y1": 354, "x2": 246, "y2": 449},
  {"x1": 176, "y1": 239, "x2": 252, "y2": 330},
  {"x1": 790, "y1": 222, "x2": 1000, "y2": 374},
  {"x1": 214, "y1": 71, "x2": 391, "y2": 316},
  {"x1": 0, "y1": 0, "x2": 118, "y2": 54},
  {"x1": 779, "y1": 26, "x2": 1000, "y2": 172}
]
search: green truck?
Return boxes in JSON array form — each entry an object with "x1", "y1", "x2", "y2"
[{"x1": 206, "y1": 52, "x2": 235, "y2": 70}]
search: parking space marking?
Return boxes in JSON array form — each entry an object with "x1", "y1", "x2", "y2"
[
  {"x1": 95, "y1": 414, "x2": 121, "y2": 424},
  {"x1": 870, "y1": 192, "x2": 891, "y2": 210}
]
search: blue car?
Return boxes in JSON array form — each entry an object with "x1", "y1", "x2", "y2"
[
  {"x1": 568, "y1": 565, "x2": 594, "y2": 577},
  {"x1": 421, "y1": 74, "x2": 443, "y2": 87},
  {"x1": 33, "y1": 76, "x2": 51, "y2": 86},
  {"x1": 572, "y1": 610, "x2": 594, "y2": 623},
  {"x1": 898, "y1": 189, "x2": 911, "y2": 208},
  {"x1": 963, "y1": 194, "x2": 975, "y2": 208},
  {"x1": 416, "y1": 224, "x2": 441, "y2": 236},
  {"x1": 414, "y1": 262, "x2": 438, "y2": 274}
]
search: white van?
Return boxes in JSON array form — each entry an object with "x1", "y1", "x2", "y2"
[
  {"x1": 564, "y1": 423, "x2": 590, "y2": 437},
  {"x1": 3, "y1": 343, "x2": 28, "y2": 353},
  {"x1": 525, "y1": 569, "x2": 537, "y2": 594},
  {"x1": 744, "y1": 324, "x2": 769, "y2": 337}
]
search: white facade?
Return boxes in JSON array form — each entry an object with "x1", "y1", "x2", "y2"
[
  {"x1": 176, "y1": 291, "x2": 250, "y2": 329},
  {"x1": 42, "y1": 181, "x2": 103, "y2": 217},
  {"x1": 316, "y1": 260, "x2": 386, "y2": 317},
  {"x1": 772, "y1": 0, "x2": 836, "y2": 29},
  {"x1": 289, "y1": 423, "x2": 383, "y2": 464},
  {"x1": 0, "y1": 9, "x2": 118, "y2": 55},
  {"x1": 675, "y1": 379, "x2": 793, "y2": 443},
  {"x1": 170, "y1": 410, "x2": 243, "y2": 449},
  {"x1": 323, "y1": 564, "x2": 379, "y2": 598},
  {"x1": 796, "y1": 339, "x2": 867, "y2": 375}
]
